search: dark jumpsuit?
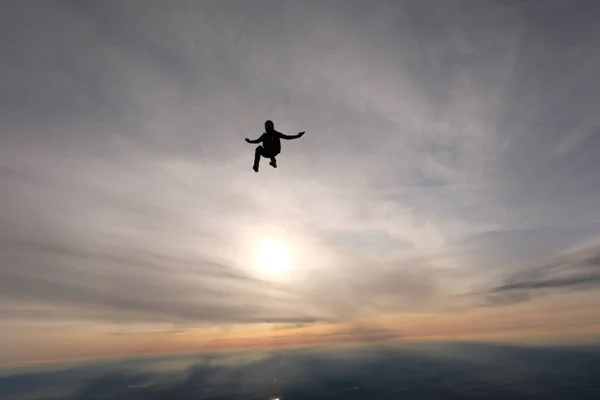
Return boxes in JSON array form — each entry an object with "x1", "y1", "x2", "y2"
[{"x1": 253, "y1": 130, "x2": 297, "y2": 169}]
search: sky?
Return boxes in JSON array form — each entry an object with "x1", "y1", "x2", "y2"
[{"x1": 1, "y1": 0, "x2": 600, "y2": 369}]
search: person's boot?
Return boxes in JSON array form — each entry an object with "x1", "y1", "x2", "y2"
[
  {"x1": 253, "y1": 164, "x2": 259, "y2": 172},
  {"x1": 269, "y1": 158, "x2": 277, "y2": 168}
]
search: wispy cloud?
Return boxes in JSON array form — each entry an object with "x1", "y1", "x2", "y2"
[
  {"x1": 479, "y1": 239, "x2": 600, "y2": 305},
  {"x1": 1, "y1": 0, "x2": 600, "y2": 366}
]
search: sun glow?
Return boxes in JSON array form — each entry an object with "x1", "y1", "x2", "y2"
[{"x1": 254, "y1": 238, "x2": 292, "y2": 279}]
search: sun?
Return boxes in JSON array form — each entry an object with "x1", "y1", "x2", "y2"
[{"x1": 254, "y1": 238, "x2": 292, "y2": 279}]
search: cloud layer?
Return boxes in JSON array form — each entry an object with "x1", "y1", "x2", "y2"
[{"x1": 1, "y1": 0, "x2": 600, "y2": 366}]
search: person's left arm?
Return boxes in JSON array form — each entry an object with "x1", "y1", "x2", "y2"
[{"x1": 278, "y1": 131, "x2": 305, "y2": 140}]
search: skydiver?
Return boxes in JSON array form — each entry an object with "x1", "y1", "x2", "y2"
[{"x1": 245, "y1": 120, "x2": 305, "y2": 172}]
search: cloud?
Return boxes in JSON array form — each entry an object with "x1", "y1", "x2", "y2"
[
  {"x1": 206, "y1": 326, "x2": 403, "y2": 349},
  {"x1": 480, "y1": 239, "x2": 600, "y2": 305},
  {"x1": 495, "y1": 276, "x2": 600, "y2": 292},
  {"x1": 2, "y1": 0, "x2": 600, "y2": 367},
  {"x1": 0, "y1": 233, "x2": 319, "y2": 325}
]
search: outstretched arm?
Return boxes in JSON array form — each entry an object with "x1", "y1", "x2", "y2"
[
  {"x1": 245, "y1": 134, "x2": 264, "y2": 144},
  {"x1": 278, "y1": 131, "x2": 305, "y2": 140}
]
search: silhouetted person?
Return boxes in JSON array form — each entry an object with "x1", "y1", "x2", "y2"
[{"x1": 245, "y1": 120, "x2": 305, "y2": 172}]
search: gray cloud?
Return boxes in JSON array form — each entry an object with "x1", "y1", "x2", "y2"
[
  {"x1": 480, "y1": 240, "x2": 600, "y2": 305},
  {"x1": 1, "y1": 0, "x2": 600, "y2": 337},
  {"x1": 495, "y1": 275, "x2": 600, "y2": 291}
]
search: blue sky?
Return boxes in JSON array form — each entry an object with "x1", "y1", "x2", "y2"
[{"x1": 1, "y1": 0, "x2": 600, "y2": 367}]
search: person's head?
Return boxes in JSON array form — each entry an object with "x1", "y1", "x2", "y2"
[{"x1": 264, "y1": 120, "x2": 274, "y2": 132}]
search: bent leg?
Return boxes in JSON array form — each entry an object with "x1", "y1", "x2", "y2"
[
  {"x1": 253, "y1": 146, "x2": 263, "y2": 172},
  {"x1": 266, "y1": 150, "x2": 279, "y2": 168}
]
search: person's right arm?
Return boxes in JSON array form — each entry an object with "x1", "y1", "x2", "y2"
[{"x1": 245, "y1": 134, "x2": 264, "y2": 144}]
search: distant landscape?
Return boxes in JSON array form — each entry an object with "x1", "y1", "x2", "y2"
[{"x1": 3, "y1": 342, "x2": 600, "y2": 400}]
